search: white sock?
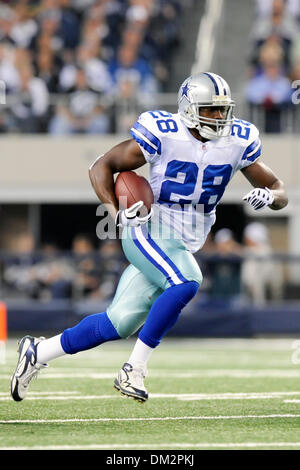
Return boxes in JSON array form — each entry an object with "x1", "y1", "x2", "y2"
[
  {"x1": 128, "y1": 338, "x2": 154, "y2": 367},
  {"x1": 36, "y1": 334, "x2": 66, "y2": 364}
]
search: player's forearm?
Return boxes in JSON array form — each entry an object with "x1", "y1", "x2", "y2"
[
  {"x1": 89, "y1": 155, "x2": 119, "y2": 219},
  {"x1": 268, "y1": 179, "x2": 288, "y2": 210},
  {"x1": 242, "y1": 162, "x2": 288, "y2": 211},
  {"x1": 89, "y1": 140, "x2": 147, "y2": 220}
]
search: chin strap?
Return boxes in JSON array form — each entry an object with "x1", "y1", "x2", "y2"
[{"x1": 199, "y1": 126, "x2": 219, "y2": 140}]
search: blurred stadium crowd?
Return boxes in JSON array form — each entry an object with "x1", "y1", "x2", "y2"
[
  {"x1": 0, "y1": 223, "x2": 284, "y2": 307},
  {"x1": 1, "y1": 0, "x2": 300, "y2": 134},
  {"x1": 246, "y1": 0, "x2": 300, "y2": 132},
  {"x1": 0, "y1": 233, "x2": 128, "y2": 305},
  {"x1": 0, "y1": 0, "x2": 181, "y2": 134}
]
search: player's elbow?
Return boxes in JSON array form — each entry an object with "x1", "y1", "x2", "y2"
[
  {"x1": 271, "y1": 180, "x2": 289, "y2": 210},
  {"x1": 89, "y1": 153, "x2": 112, "y2": 182},
  {"x1": 89, "y1": 154, "x2": 103, "y2": 177},
  {"x1": 272, "y1": 195, "x2": 288, "y2": 210},
  {"x1": 88, "y1": 162, "x2": 97, "y2": 189},
  {"x1": 280, "y1": 188, "x2": 289, "y2": 210}
]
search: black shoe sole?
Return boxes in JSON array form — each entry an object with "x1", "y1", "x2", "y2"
[
  {"x1": 11, "y1": 377, "x2": 23, "y2": 402},
  {"x1": 114, "y1": 379, "x2": 148, "y2": 403},
  {"x1": 10, "y1": 336, "x2": 34, "y2": 402}
]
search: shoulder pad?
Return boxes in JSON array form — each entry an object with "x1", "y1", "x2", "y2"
[
  {"x1": 232, "y1": 119, "x2": 262, "y2": 168},
  {"x1": 231, "y1": 119, "x2": 259, "y2": 147},
  {"x1": 130, "y1": 111, "x2": 163, "y2": 161}
]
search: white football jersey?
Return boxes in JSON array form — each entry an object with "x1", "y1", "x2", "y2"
[{"x1": 130, "y1": 110, "x2": 261, "y2": 253}]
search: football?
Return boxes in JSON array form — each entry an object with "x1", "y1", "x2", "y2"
[{"x1": 114, "y1": 171, "x2": 154, "y2": 212}]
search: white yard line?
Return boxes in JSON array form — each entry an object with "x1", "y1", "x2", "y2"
[
  {"x1": 174, "y1": 391, "x2": 300, "y2": 401},
  {"x1": 0, "y1": 395, "x2": 118, "y2": 401},
  {"x1": 1, "y1": 369, "x2": 300, "y2": 380},
  {"x1": 1, "y1": 414, "x2": 300, "y2": 424},
  {"x1": 1, "y1": 391, "x2": 300, "y2": 402},
  {"x1": 1, "y1": 391, "x2": 300, "y2": 401}
]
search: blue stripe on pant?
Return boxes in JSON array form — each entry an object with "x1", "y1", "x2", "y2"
[{"x1": 131, "y1": 224, "x2": 188, "y2": 287}]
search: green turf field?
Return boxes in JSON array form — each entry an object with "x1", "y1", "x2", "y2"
[{"x1": 1, "y1": 336, "x2": 300, "y2": 450}]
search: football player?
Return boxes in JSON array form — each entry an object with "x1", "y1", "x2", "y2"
[{"x1": 11, "y1": 72, "x2": 288, "y2": 403}]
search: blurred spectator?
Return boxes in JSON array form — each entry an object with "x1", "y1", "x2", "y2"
[
  {"x1": 254, "y1": 0, "x2": 275, "y2": 17},
  {"x1": 95, "y1": 239, "x2": 127, "y2": 302},
  {"x1": 143, "y1": 0, "x2": 181, "y2": 89},
  {"x1": 246, "y1": 42, "x2": 292, "y2": 132},
  {"x1": 71, "y1": 233, "x2": 102, "y2": 300},
  {"x1": 290, "y1": 32, "x2": 300, "y2": 70},
  {"x1": 291, "y1": 59, "x2": 300, "y2": 82},
  {"x1": 252, "y1": 0, "x2": 298, "y2": 45},
  {"x1": 205, "y1": 229, "x2": 243, "y2": 301},
  {"x1": 71, "y1": 0, "x2": 97, "y2": 14},
  {"x1": 0, "y1": 4, "x2": 18, "y2": 45},
  {"x1": 241, "y1": 222, "x2": 283, "y2": 305},
  {"x1": 35, "y1": 49, "x2": 60, "y2": 92},
  {"x1": 0, "y1": 43, "x2": 32, "y2": 94},
  {"x1": 214, "y1": 229, "x2": 241, "y2": 255},
  {"x1": 59, "y1": 42, "x2": 112, "y2": 93},
  {"x1": 49, "y1": 66, "x2": 109, "y2": 134},
  {"x1": 8, "y1": 62, "x2": 50, "y2": 133},
  {"x1": 35, "y1": 0, "x2": 80, "y2": 52},
  {"x1": 72, "y1": 233, "x2": 95, "y2": 255},
  {"x1": 250, "y1": 0, "x2": 299, "y2": 81},
  {"x1": 9, "y1": 3, "x2": 39, "y2": 48},
  {"x1": 80, "y1": 1, "x2": 124, "y2": 59},
  {"x1": 34, "y1": 9, "x2": 64, "y2": 54},
  {"x1": 70, "y1": 236, "x2": 127, "y2": 301},
  {"x1": 2, "y1": 232, "x2": 41, "y2": 299},
  {"x1": 249, "y1": 33, "x2": 291, "y2": 76},
  {"x1": 109, "y1": 42, "x2": 158, "y2": 97},
  {"x1": 109, "y1": 42, "x2": 158, "y2": 131},
  {"x1": 57, "y1": 0, "x2": 81, "y2": 49},
  {"x1": 254, "y1": 0, "x2": 300, "y2": 21},
  {"x1": 31, "y1": 242, "x2": 74, "y2": 300},
  {"x1": 126, "y1": 1, "x2": 150, "y2": 26}
]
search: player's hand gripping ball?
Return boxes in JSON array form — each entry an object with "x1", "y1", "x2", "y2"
[
  {"x1": 114, "y1": 171, "x2": 154, "y2": 227},
  {"x1": 115, "y1": 200, "x2": 153, "y2": 227}
]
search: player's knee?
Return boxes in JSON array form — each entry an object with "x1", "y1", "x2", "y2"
[
  {"x1": 179, "y1": 280, "x2": 200, "y2": 306},
  {"x1": 162, "y1": 280, "x2": 199, "y2": 311},
  {"x1": 188, "y1": 279, "x2": 200, "y2": 294}
]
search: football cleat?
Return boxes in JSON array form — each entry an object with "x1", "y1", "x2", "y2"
[
  {"x1": 114, "y1": 362, "x2": 148, "y2": 403},
  {"x1": 11, "y1": 335, "x2": 47, "y2": 402}
]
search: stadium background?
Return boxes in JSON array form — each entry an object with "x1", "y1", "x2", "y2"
[{"x1": 0, "y1": 0, "x2": 300, "y2": 339}]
